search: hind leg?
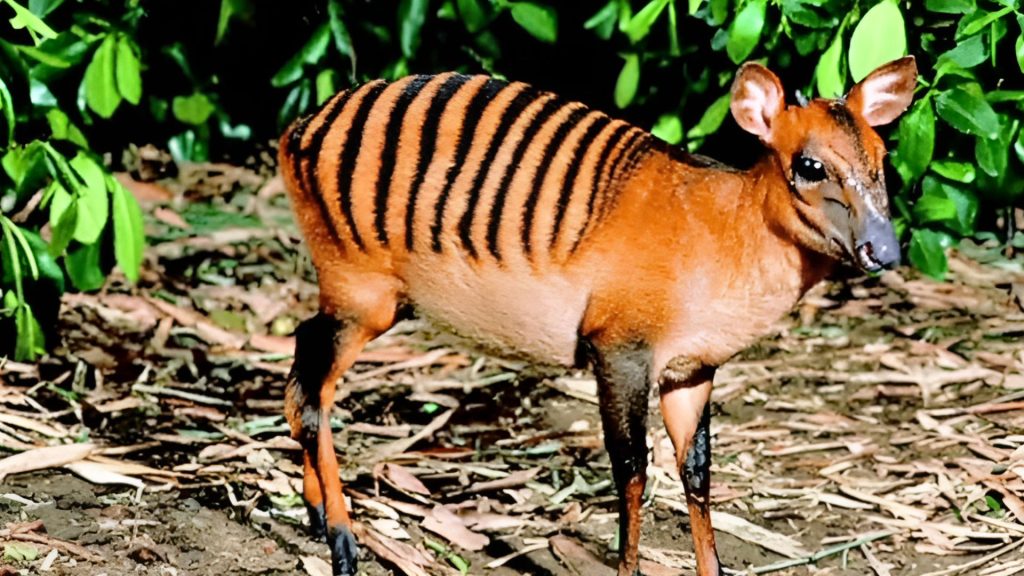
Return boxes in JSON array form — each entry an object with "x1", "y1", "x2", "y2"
[
  {"x1": 586, "y1": 339, "x2": 652, "y2": 576},
  {"x1": 285, "y1": 275, "x2": 401, "y2": 575}
]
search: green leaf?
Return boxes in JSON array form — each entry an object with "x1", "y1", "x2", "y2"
[
  {"x1": 689, "y1": 0, "x2": 702, "y2": 15},
  {"x1": 22, "y1": 228, "x2": 63, "y2": 293},
  {"x1": 327, "y1": 0, "x2": 355, "y2": 76},
  {"x1": 28, "y1": 0, "x2": 65, "y2": 17},
  {"x1": 925, "y1": 0, "x2": 974, "y2": 13},
  {"x1": 65, "y1": 240, "x2": 105, "y2": 291},
  {"x1": 49, "y1": 196, "x2": 76, "y2": 257},
  {"x1": 3, "y1": 142, "x2": 48, "y2": 199},
  {"x1": 624, "y1": 0, "x2": 670, "y2": 43},
  {"x1": 1, "y1": 217, "x2": 37, "y2": 281},
  {"x1": 686, "y1": 93, "x2": 731, "y2": 140},
  {"x1": 726, "y1": 0, "x2": 766, "y2": 64},
  {"x1": 908, "y1": 228, "x2": 952, "y2": 280},
  {"x1": 270, "y1": 23, "x2": 330, "y2": 87},
  {"x1": 216, "y1": 0, "x2": 252, "y2": 44},
  {"x1": 13, "y1": 304, "x2": 44, "y2": 361},
  {"x1": 6, "y1": 1, "x2": 56, "y2": 42},
  {"x1": 510, "y1": 2, "x2": 558, "y2": 44},
  {"x1": 957, "y1": 7, "x2": 1011, "y2": 39},
  {"x1": 0, "y1": 76, "x2": 14, "y2": 146},
  {"x1": 46, "y1": 108, "x2": 88, "y2": 148},
  {"x1": 278, "y1": 80, "x2": 311, "y2": 132},
  {"x1": 399, "y1": 0, "x2": 430, "y2": 57},
  {"x1": 937, "y1": 33, "x2": 986, "y2": 69},
  {"x1": 815, "y1": 29, "x2": 845, "y2": 98},
  {"x1": 895, "y1": 98, "x2": 935, "y2": 184},
  {"x1": 110, "y1": 176, "x2": 145, "y2": 283},
  {"x1": 584, "y1": 1, "x2": 617, "y2": 40},
  {"x1": 848, "y1": 0, "x2": 906, "y2": 82},
  {"x1": 84, "y1": 35, "x2": 120, "y2": 118},
  {"x1": 935, "y1": 85, "x2": 1000, "y2": 138},
  {"x1": 63, "y1": 153, "x2": 107, "y2": 244},
  {"x1": 975, "y1": 116, "x2": 1016, "y2": 178},
  {"x1": 40, "y1": 142, "x2": 84, "y2": 196},
  {"x1": 1017, "y1": 15, "x2": 1024, "y2": 74},
  {"x1": 930, "y1": 160, "x2": 975, "y2": 183},
  {"x1": 651, "y1": 113, "x2": 682, "y2": 145},
  {"x1": 457, "y1": 0, "x2": 489, "y2": 33},
  {"x1": 614, "y1": 53, "x2": 640, "y2": 109},
  {"x1": 315, "y1": 69, "x2": 336, "y2": 106},
  {"x1": 17, "y1": 43, "x2": 71, "y2": 68},
  {"x1": 924, "y1": 176, "x2": 979, "y2": 235},
  {"x1": 913, "y1": 185, "x2": 957, "y2": 225},
  {"x1": 115, "y1": 36, "x2": 141, "y2": 105},
  {"x1": 172, "y1": 92, "x2": 215, "y2": 125}
]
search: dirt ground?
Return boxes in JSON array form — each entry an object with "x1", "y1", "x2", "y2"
[{"x1": 1, "y1": 159, "x2": 1023, "y2": 576}]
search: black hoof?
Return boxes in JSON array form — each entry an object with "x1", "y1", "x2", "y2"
[
  {"x1": 328, "y1": 525, "x2": 358, "y2": 576},
  {"x1": 306, "y1": 501, "x2": 326, "y2": 541}
]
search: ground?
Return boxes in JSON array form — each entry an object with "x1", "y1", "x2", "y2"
[{"x1": 0, "y1": 158, "x2": 1023, "y2": 576}]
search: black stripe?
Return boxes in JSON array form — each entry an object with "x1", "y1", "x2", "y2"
[
  {"x1": 594, "y1": 130, "x2": 648, "y2": 225},
  {"x1": 486, "y1": 96, "x2": 565, "y2": 260},
  {"x1": 570, "y1": 122, "x2": 631, "y2": 254},
  {"x1": 303, "y1": 90, "x2": 356, "y2": 245},
  {"x1": 287, "y1": 115, "x2": 312, "y2": 189},
  {"x1": 550, "y1": 114, "x2": 611, "y2": 250},
  {"x1": 287, "y1": 113, "x2": 313, "y2": 156},
  {"x1": 373, "y1": 75, "x2": 431, "y2": 246},
  {"x1": 431, "y1": 78, "x2": 507, "y2": 253},
  {"x1": 336, "y1": 81, "x2": 387, "y2": 251},
  {"x1": 457, "y1": 85, "x2": 538, "y2": 259},
  {"x1": 521, "y1": 105, "x2": 590, "y2": 257},
  {"x1": 405, "y1": 74, "x2": 473, "y2": 251},
  {"x1": 606, "y1": 130, "x2": 643, "y2": 187},
  {"x1": 619, "y1": 132, "x2": 651, "y2": 176}
]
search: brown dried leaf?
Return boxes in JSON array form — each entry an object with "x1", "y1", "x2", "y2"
[
  {"x1": 550, "y1": 536, "x2": 615, "y2": 576},
  {"x1": 0, "y1": 443, "x2": 95, "y2": 480},
  {"x1": 420, "y1": 506, "x2": 489, "y2": 551}
]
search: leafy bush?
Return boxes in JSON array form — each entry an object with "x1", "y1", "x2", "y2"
[
  {"x1": 1, "y1": 0, "x2": 146, "y2": 361},
  {"x1": 1, "y1": 0, "x2": 1021, "y2": 359}
]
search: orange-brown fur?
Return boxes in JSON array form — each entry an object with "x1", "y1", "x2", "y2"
[{"x1": 279, "y1": 58, "x2": 918, "y2": 576}]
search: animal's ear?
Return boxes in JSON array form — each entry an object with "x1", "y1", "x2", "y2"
[
  {"x1": 846, "y1": 56, "x2": 918, "y2": 127},
  {"x1": 730, "y1": 62, "x2": 786, "y2": 143}
]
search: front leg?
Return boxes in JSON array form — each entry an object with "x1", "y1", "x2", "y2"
[
  {"x1": 586, "y1": 340, "x2": 652, "y2": 576},
  {"x1": 659, "y1": 358, "x2": 722, "y2": 576}
]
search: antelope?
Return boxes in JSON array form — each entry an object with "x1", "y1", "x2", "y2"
[{"x1": 278, "y1": 56, "x2": 918, "y2": 575}]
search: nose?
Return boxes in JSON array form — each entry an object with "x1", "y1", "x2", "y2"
[{"x1": 855, "y1": 214, "x2": 900, "y2": 271}]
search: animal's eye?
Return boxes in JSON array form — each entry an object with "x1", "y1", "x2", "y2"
[{"x1": 793, "y1": 155, "x2": 827, "y2": 182}]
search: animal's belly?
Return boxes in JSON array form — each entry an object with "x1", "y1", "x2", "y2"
[{"x1": 402, "y1": 257, "x2": 590, "y2": 365}]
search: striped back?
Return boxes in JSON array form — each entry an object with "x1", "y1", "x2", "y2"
[{"x1": 281, "y1": 73, "x2": 652, "y2": 266}]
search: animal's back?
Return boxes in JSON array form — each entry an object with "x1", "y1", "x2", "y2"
[
  {"x1": 279, "y1": 73, "x2": 654, "y2": 363},
  {"x1": 280, "y1": 73, "x2": 652, "y2": 270}
]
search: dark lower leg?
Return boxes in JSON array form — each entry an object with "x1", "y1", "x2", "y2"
[
  {"x1": 660, "y1": 370, "x2": 721, "y2": 576},
  {"x1": 592, "y1": 342, "x2": 652, "y2": 576},
  {"x1": 683, "y1": 403, "x2": 721, "y2": 576},
  {"x1": 286, "y1": 312, "x2": 363, "y2": 575}
]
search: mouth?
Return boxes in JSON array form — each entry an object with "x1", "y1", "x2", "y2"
[{"x1": 855, "y1": 242, "x2": 883, "y2": 272}]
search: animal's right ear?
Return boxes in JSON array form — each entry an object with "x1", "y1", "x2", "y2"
[{"x1": 730, "y1": 63, "x2": 786, "y2": 143}]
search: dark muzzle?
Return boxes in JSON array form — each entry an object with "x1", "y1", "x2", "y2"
[{"x1": 855, "y1": 215, "x2": 900, "y2": 272}]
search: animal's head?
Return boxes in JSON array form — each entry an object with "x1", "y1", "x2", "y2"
[{"x1": 730, "y1": 56, "x2": 918, "y2": 272}]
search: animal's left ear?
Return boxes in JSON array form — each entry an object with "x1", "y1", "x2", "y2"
[{"x1": 846, "y1": 56, "x2": 918, "y2": 127}]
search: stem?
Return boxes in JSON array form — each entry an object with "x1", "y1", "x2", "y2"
[{"x1": 751, "y1": 531, "x2": 896, "y2": 575}]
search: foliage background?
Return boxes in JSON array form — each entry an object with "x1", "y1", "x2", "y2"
[{"x1": 1, "y1": 0, "x2": 1022, "y2": 359}]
